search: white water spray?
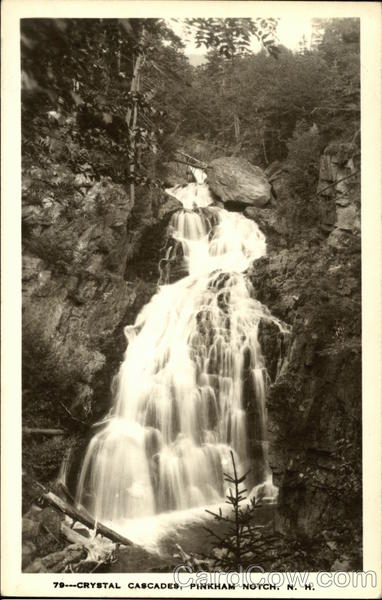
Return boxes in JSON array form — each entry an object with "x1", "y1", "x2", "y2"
[{"x1": 75, "y1": 170, "x2": 287, "y2": 535}]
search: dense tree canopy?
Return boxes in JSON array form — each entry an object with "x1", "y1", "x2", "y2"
[{"x1": 180, "y1": 18, "x2": 359, "y2": 163}]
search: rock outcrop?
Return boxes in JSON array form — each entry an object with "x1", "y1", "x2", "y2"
[
  {"x1": 316, "y1": 142, "x2": 360, "y2": 247},
  {"x1": 206, "y1": 156, "x2": 271, "y2": 207},
  {"x1": 22, "y1": 172, "x2": 136, "y2": 411}
]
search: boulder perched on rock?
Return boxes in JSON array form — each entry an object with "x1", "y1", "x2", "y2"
[{"x1": 206, "y1": 157, "x2": 271, "y2": 207}]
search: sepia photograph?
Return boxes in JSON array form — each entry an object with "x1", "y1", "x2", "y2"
[{"x1": 1, "y1": 1, "x2": 381, "y2": 597}]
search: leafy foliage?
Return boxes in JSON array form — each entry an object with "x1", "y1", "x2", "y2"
[
  {"x1": 185, "y1": 18, "x2": 280, "y2": 58},
  {"x1": 286, "y1": 121, "x2": 322, "y2": 196},
  {"x1": 21, "y1": 18, "x2": 189, "y2": 196}
]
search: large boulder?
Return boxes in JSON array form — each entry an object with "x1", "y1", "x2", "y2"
[{"x1": 206, "y1": 157, "x2": 271, "y2": 207}]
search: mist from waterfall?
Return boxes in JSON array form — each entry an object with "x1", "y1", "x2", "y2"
[{"x1": 75, "y1": 170, "x2": 287, "y2": 532}]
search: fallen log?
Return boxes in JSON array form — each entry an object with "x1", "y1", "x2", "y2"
[
  {"x1": 61, "y1": 522, "x2": 92, "y2": 545},
  {"x1": 174, "y1": 150, "x2": 207, "y2": 169},
  {"x1": 23, "y1": 427, "x2": 66, "y2": 436},
  {"x1": 59, "y1": 401, "x2": 88, "y2": 427},
  {"x1": 42, "y1": 491, "x2": 133, "y2": 547},
  {"x1": 55, "y1": 480, "x2": 75, "y2": 504},
  {"x1": 172, "y1": 158, "x2": 199, "y2": 169}
]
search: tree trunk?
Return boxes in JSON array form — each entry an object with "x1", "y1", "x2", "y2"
[
  {"x1": 234, "y1": 113, "x2": 240, "y2": 144},
  {"x1": 126, "y1": 28, "x2": 145, "y2": 207}
]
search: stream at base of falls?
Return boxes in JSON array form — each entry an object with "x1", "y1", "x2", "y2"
[{"x1": 73, "y1": 169, "x2": 288, "y2": 551}]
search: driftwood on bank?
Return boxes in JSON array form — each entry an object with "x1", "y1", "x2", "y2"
[
  {"x1": 42, "y1": 491, "x2": 134, "y2": 547},
  {"x1": 60, "y1": 523, "x2": 116, "y2": 573},
  {"x1": 23, "y1": 427, "x2": 66, "y2": 436}
]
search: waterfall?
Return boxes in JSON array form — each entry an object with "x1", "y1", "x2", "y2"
[{"x1": 75, "y1": 171, "x2": 288, "y2": 532}]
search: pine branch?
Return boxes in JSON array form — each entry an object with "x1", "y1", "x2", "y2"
[
  {"x1": 202, "y1": 452, "x2": 270, "y2": 570},
  {"x1": 204, "y1": 508, "x2": 235, "y2": 524}
]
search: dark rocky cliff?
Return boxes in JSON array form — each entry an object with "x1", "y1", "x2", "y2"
[
  {"x1": 247, "y1": 143, "x2": 361, "y2": 569},
  {"x1": 22, "y1": 159, "x2": 179, "y2": 510},
  {"x1": 202, "y1": 146, "x2": 361, "y2": 567}
]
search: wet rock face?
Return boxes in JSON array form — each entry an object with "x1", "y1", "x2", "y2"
[
  {"x1": 243, "y1": 206, "x2": 284, "y2": 248},
  {"x1": 206, "y1": 157, "x2": 271, "y2": 207},
  {"x1": 155, "y1": 193, "x2": 183, "y2": 222},
  {"x1": 162, "y1": 161, "x2": 192, "y2": 187},
  {"x1": 250, "y1": 237, "x2": 361, "y2": 565}
]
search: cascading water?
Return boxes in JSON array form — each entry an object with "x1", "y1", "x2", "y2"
[{"x1": 75, "y1": 169, "x2": 288, "y2": 536}]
